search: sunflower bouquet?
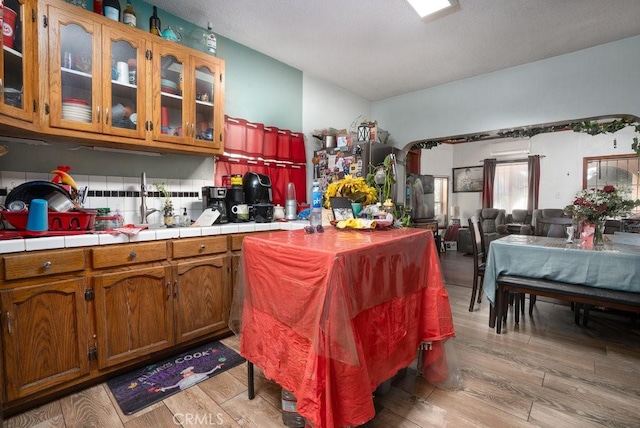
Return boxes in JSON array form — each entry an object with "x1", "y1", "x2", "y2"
[{"x1": 323, "y1": 175, "x2": 378, "y2": 209}]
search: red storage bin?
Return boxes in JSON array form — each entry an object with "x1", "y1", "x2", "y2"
[
  {"x1": 262, "y1": 126, "x2": 278, "y2": 159},
  {"x1": 291, "y1": 132, "x2": 306, "y2": 163},
  {"x1": 245, "y1": 121, "x2": 265, "y2": 157}
]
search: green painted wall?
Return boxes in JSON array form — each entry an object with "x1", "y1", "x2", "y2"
[{"x1": 122, "y1": 0, "x2": 303, "y2": 130}]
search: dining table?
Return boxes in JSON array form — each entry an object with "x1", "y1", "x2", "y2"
[
  {"x1": 483, "y1": 234, "x2": 640, "y2": 311},
  {"x1": 229, "y1": 227, "x2": 456, "y2": 428}
]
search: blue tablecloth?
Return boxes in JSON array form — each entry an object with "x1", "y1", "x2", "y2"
[{"x1": 483, "y1": 235, "x2": 640, "y2": 304}]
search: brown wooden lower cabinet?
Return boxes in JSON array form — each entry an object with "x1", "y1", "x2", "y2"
[
  {"x1": 0, "y1": 278, "x2": 90, "y2": 401},
  {"x1": 92, "y1": 265, "x2": 174, "y2": 369},
  {"x1": 0, "y1": 234, "x2": 244, "y2": 416}
]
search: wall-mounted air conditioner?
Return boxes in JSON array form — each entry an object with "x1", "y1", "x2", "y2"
[{"x1": 490, "y1": 140, "x2": 530, "y2": 157}]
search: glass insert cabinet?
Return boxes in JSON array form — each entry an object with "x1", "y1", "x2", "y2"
[
  {"x1": 1, "y1": 0, "x2": 35, "y2": 122},
  {"x1": 33, "y1": 0, "x2": 224, "y2": 153}
]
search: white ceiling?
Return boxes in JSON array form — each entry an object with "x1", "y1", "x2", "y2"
[{"x1": 149, "y1": 0, "x2": 640, "y2": 102}]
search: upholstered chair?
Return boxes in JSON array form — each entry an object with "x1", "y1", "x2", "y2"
[
  {"x1": 506, "y1": 209, "x2": 533, "y2": 234},
  {"x1": 531, "y1": 208, "x2": 572, "y2": 237},
  {"x1": 475, "y1": 208, "x2": 508, "y2": 250}
]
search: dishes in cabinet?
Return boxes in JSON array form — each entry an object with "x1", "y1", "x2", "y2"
[
  {"x1": 62, "y1": 99, "x2": 92, "y2": 122},
  {"x1": 161, "y1": 78, "x2": 179, "y2": 94}
]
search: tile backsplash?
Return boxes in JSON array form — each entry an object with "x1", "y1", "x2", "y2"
[{"x1": 0, "y1": 171, "x2": 214, "y2": 225}]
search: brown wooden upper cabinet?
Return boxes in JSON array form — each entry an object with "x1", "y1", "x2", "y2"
[
  {"x1": 1, "y1": 0, "x2": 36, "y2": 122},
  {"x1": 24, "y1": 0, "x2": 225, "y2": 156}
]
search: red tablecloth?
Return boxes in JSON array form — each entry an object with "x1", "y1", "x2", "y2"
[{"x1": 233, "y1": 228, "x2": 455, "y2": 427}]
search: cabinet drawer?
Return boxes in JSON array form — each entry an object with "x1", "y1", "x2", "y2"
[
  {"x1": 92, "y1": 242, "x2": 168, "y2": 269},
  {"x1": 2, "y1": 249, "x2": 86, "y2": 281},
  {"x1": 172, "y1": 236, "x2": 228, "y2": 259}
]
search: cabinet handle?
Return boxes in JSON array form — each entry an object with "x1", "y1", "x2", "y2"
[
  {"x1": 129, "y1": 251, "x2": 137, "y2": 260},
  {"x1": 6, "y1": 312, "x2": 11, "y2": 335},
  {"x1": 200, "y1": 244, "x2": 206, "y2": 251},
  {"x1": 105, "y1": 107, "x2": 110, "y2": 124},
  {"x1": 96, "y1": 106, "x2": 101, "y2": 123},
  {"x1": 167, "y1": 281, "x2": 171, "y2": 298},
  {"x1": 43, "y1": 261, "x2": 52, "y2": 269},
  {"x1": 0, "y1": 79, "x2": 3, "y2": 98},
  {"x1": 191, "y1": 123, "x2": 195, "y2": 137},
  {"x1": 174, "y1": 280, "x2": 178, "y2": 298}
]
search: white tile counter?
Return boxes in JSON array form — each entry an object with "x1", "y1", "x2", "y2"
[{"x1": 0, "y1": 221, "x2": 307, "y2": 253}]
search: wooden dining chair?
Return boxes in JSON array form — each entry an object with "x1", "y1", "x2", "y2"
[{"x1": 468, "y1": 216, "x2": 486, "y2": 311}]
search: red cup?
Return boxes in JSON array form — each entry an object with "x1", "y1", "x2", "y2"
[{"x1": 3, "y1": 7, "x2": 17, "y2": 50}]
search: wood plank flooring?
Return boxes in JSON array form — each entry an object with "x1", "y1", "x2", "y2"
[{"x1": 5, "y1": 250, "x2": 640, "y2": 427}]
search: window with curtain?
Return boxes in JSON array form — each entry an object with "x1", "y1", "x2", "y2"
[
  {"x1": 493, "y1": 162, "x2": 528, "y2": 212},
  {"x1": 585, "y1": 155, "x2": 640, "y2": 214},
  {"x1": 433, "y1": 177, "x2": 448, "y2": 227}
]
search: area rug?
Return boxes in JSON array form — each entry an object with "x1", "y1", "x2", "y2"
[{"x1": 107, "y1": 341, "x2": 245, "y2": 415}]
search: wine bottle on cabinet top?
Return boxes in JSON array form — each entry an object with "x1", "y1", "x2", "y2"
[
  {"x1": 122, "y1": 2, "x2": 136, "y2": 27},
  {"x1": 149, "y1": 6, "x2": 161, "y2": 35},
  {"x1": 103, "y1": 0, "x2": 120, "y2": 22}
]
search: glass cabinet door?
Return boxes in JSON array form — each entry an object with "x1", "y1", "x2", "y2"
[
  {"x1": 1, "y1": 0, "x2": 33, "y2": 121},
  {"x1": 102, "y1": 27, "x2": 147, "y2": 139},
  {"x1": 153, "y1": 44, "x2": 188, "y2": 143},
  {"x1": 192, "y1": 59, "x2": 220, "y2": 150},
  {"x1": 47, "y1": 7, "x2": 101, "y2": 132}
]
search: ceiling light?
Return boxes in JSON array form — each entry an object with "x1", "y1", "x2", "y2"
[{"x1": 406, "y1": 0, "x2": 460, "y2": 21}]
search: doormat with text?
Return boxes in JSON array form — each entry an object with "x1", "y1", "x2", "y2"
[{"x1": 107, "y1": 341, "x2": 245, "y2": 415}]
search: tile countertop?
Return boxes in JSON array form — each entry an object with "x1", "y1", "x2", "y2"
[{"x1": 0, "y1": 221, "x2": 308, "y2": 254}]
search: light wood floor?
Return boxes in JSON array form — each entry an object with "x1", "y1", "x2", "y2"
[{"x1": 5, "y1": 251, "x2": 640, "y2": 427}]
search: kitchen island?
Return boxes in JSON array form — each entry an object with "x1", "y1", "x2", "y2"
[{"x1": 232, "y1": 227, "x2": 456, "y2": 427}]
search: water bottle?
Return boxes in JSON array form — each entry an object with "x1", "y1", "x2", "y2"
[
  {"x1": 281, "y1": 388, "x2": 305, "y2": 427},
  {"x1": 310, "y1": 180, "x2": 322, "y2": 228}
]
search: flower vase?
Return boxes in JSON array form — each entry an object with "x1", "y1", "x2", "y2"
[
  {"x1": 579, "y1": 221, "x2": 595, "y2": 247},
  {"x1": 351, "y1": 202, "x2": 363, "y2": 216},
  {"x1": 593, "y1": 219, "x2": 606, "y2": 246}
]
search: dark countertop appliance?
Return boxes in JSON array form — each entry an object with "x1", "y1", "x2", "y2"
[
  {"x1": 243, "y1": 172, "x2": 273, "y2": 222},
  {"x1": 202, "y1": 186, "x2": 228, "y2": 223}
]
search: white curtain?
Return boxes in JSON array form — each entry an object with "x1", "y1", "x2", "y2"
[{"x1": 493, "y1": 163, "x2": 528, "y2": 212}]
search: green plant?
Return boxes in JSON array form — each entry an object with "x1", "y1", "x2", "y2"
[
  {"x1": 572, "y1": 118, "x2": 640, "y2": 155},
  {"x1": 365, "y1": 154, "x2": 396, "y2": 202},
  {"x1": 154, "y1": 183, "x2": 174, "y2": 216}
]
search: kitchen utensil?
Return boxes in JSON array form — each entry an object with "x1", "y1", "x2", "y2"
[
  {"x1": 26, "y1": 199, "x2": 48, "y2": 232},
  {"x1": 285, "y1": 182, "x2": 297, "y2": 220},
  {"x1": 5, "y1": 181, "x2": 75, "y2": 212}
]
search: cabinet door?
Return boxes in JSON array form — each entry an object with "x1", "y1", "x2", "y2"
[
  {"x1": 173, "y1": 256, "x2": 229, "y2": 343},
  {"x1": 47, "y1": 4, "x2": 102, "y2": 132},
  {"x1": 92, "y1": 265, "x2": 173, "y2": 369},
  {"x1": 0, "y1": 278, "x2": 89, "y2": 400},
  {"x1": 101, "y1": 26, "x2": 148, "y2": 139},
  {"x1": 0, "y1": 0, "x2": 35, "y2": 121},
  {"x1": 152, "y1": 42, "x2": 189, "y2": 143},
  {"x1": 190, "y1": 52, "x2": 223, "y2": 151}
]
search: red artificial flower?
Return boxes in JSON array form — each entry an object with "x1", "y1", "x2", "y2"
[{"x1": 603, "y1": 185, "x2": 615, "y2": 193}]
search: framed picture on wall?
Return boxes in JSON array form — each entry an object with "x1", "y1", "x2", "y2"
[{"x1": 452, "y1": 166, "x2": 483, "y2": 193}]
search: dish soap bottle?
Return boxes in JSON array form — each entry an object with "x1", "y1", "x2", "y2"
[{"x1": 181, "y1": 207, "x2": 190, "y2": 227}]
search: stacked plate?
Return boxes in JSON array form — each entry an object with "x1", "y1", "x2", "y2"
[
  {"x1": 161, "y1": 78, "x2": 179, "y2": 95},
  {"x1": 62, "y1": 98, "x2": 91, "y2": 123}
]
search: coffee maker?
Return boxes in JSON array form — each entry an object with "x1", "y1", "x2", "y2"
[{"x1": 201, "y1": 186, "x2": 228, "y2": 224}]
